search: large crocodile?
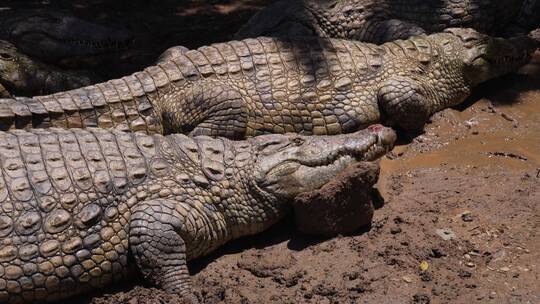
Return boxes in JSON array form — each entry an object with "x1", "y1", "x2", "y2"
[
  {"x1": 0, "y1": 28, "x2": 535, "y2": 135},
  {"x1": 236, "y1": 0, "x2": 540, "y2": 43},
  {"x1": 0, "y1": 40, "x2": 100, "y2": 97},
  {"x1": 0, "y1": 9, "x2": 133, "y2": 97},
  {"x1": 0, "y1": 124, "x2": 396, "y2": 304},
  {"x1": 0, "y1": 9, "x2": 132, "y2": 68}
]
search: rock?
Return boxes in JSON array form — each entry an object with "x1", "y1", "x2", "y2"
[
  {"x1": 419, "y1": 261, "x2": 429, "y2": 271},
  {"x1": 293, "y1": 162, "x2": 379, "y2": 236},
  {"x1": 402, "y1": 275, "x2": 413, "y2": 283},
  {"x1": 461, "y1": 211, "x2": 474, "y2": 222},
  {"x1": 413, "y1": 293, "x2": 431, "y2": 304},
  {"x1": 435, "y1": 228, "x2": 456, "y2": 240},
  {"x1": 390, "y1": 226, "x2": 402, "y2": 234}
]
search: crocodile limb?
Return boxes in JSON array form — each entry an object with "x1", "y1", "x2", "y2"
[
  {"x1": 0, "y1": 28, "x2": 535, "y2": 135},
  {"x1": 0, "y1": 9, "x2": 132, "y2": 68},
  {"x1": 0, "y1": 40, "x2": 101, "y2": 97},
  {"x1": 0, "y1": 124, "x2": 396, "y2": 304},
  {"x1": 236, "y1": 0, "x2": 540, "y2": 43},
  {"x1": 0, "y1": 83, "x2": 11, "y2": 98}
]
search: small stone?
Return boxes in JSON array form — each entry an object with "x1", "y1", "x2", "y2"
[
  {"x1": 500, "y1": 267, "x2": 511, "y2": 272},
  {"x1": 419, "y1": 261, "x2": 429, "y2": 272},
  {"x1": 461, "y1": 211, "x2": 474, "y2": 222},
  {"x1": 435, "y1": 228, "x2": 456, "y2": 240},
  {"x1": 458, "y1": 270, "x2": 472, "y2": 278},
  {"x1": 466, "y1": 262, "x2": 475, "y2": 268},
  {"x1": 412, "y1": 293, "x2": 431, "y2": 304},
  {"x1": 402, "y1": 275, "x2": 413, "y2": 283},
  {"x1": 390, "y1": 226, "x2": 402, "y2": 234}
]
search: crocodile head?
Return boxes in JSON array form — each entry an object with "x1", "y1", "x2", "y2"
[
  {"x1": 0, "y1": 40, "x2": 97, "y2": 96},
  {"x1": 0, "y1": 40, "x2": 32, "y2": 95},
  {"x1": 1, "y1": 10, "x2": 132, "y2": 67},
  {"x1": 251, "y1": 125, "x2": 396, "y2": 200},
  {"x1": 443, "y1": 28, "x2": 536, "y2": 86}
]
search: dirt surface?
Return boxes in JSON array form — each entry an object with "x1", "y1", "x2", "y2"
[{"x1": 2, "y1": 1, "x2": 538, "y2": 303}]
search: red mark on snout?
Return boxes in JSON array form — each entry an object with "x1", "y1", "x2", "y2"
[{"x1": 367, "y1": 124, "x2": 385, "y2": 132}]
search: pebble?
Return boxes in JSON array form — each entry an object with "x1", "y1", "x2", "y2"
[
  {"x1": 466, "y1": 262, "x2": 475, "y2": 268},
  {"x1": 390, "y1": 226, "x2": 402, "y2": 234},
  {"x1": 402, "y1": 275, "x2": 413, "y2": 283},
  {"x1": 461, "y1": 211, "x2": 474, "y2": 222},
  {"x1": 419, "y1": 261, "x2": 429, "y2": 271},
  {"x1": 500, "y1": 267, "x2": 511, "y2": 272},
  {"x1": 435, "y1": 228, "x2": 456, "y2": 241}
]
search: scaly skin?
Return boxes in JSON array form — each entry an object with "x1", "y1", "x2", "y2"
[
  {"x1": 0, "y1": 28, "x2": 535, "y2": 135},
  {"x1": 0, "y1": 9, "x2": 132, "y2": 68},
  {"x1": 236, "y1": 0, "x2": 540, "y2": 43},
  {"x1": 0, "y1": 125, "x2": 396, "y2": 303},
  {"x1": 0, "y1": 40, "x2": 100, "y2": 97}
]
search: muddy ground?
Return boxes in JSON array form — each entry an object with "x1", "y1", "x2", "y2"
[{"x1": 3, "y1": 1, "x2": 539, "y2": 303}]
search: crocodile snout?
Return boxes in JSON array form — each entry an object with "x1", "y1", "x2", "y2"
[{"x1": 369, "y1": 124, "x2": 397, "y2": 148}]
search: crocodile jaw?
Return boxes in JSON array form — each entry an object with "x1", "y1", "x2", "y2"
[
  {"x1": 444, "y1": 28, "x2": 537, "y2": 86},
  {"x1": 255, "y1": 125, "x2": 396, "y2": 200},
  {"x1": 8, "y1": 10, "x2": 132, "y2": 65}
]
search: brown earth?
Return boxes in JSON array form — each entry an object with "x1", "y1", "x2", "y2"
[{"x1": 2, "y1": 1, "x2": 539, "y2": 303}]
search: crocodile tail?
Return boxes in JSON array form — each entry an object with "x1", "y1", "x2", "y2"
[
  {"x1": 0, "y1": 97, "x2": 51, "y2": 130},
  {"x1": 0, "y1": 95, "x2": 105, "y2": 131},
  {"x1": 0, "y1": 65, "x2": 176, "y2": 134}
]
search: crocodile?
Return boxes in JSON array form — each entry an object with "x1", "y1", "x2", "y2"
[
  {"x1": 0, "y1": 124, "x2": 396, "y2": 304},
  {"x1": 236, "y1": 0, "x2": 540, "y2": 44},
  {"x1": 0, "y1": 40, "x2": 100, "y2": 97},
  {"x1": 0, "y1": 9, "x2": 132, "y2": 68},
  {"x1": 0, "y1": 28, "x2": 535, "y2": 136}
]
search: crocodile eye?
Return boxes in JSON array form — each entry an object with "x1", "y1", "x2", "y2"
[
  {"x1": 0, "y1": 52, "x2": 13, "y2": 60},
  {"x1": 292, "y1": 137, "x2": 304, "y2": 146}
]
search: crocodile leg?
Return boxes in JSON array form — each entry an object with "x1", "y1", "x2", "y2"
[
  {"x1": 129, "y1": 199, "x2": 199, "y2": 303},
  {"x1": 188, "y1": 87, "x2": 248, "y2": 139},
  {"x1": 163, "y1": 81, "x2": 248, "y2": 139},
  {"x1": 358, "y1": 19, "x2": 427, "y2": 43},
  {"x1": 377, "y1": 77, "x2": 435, "y2": 131},
  {"x1": 0, "y1": 83, "x2": 11, "y2": 98}
]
